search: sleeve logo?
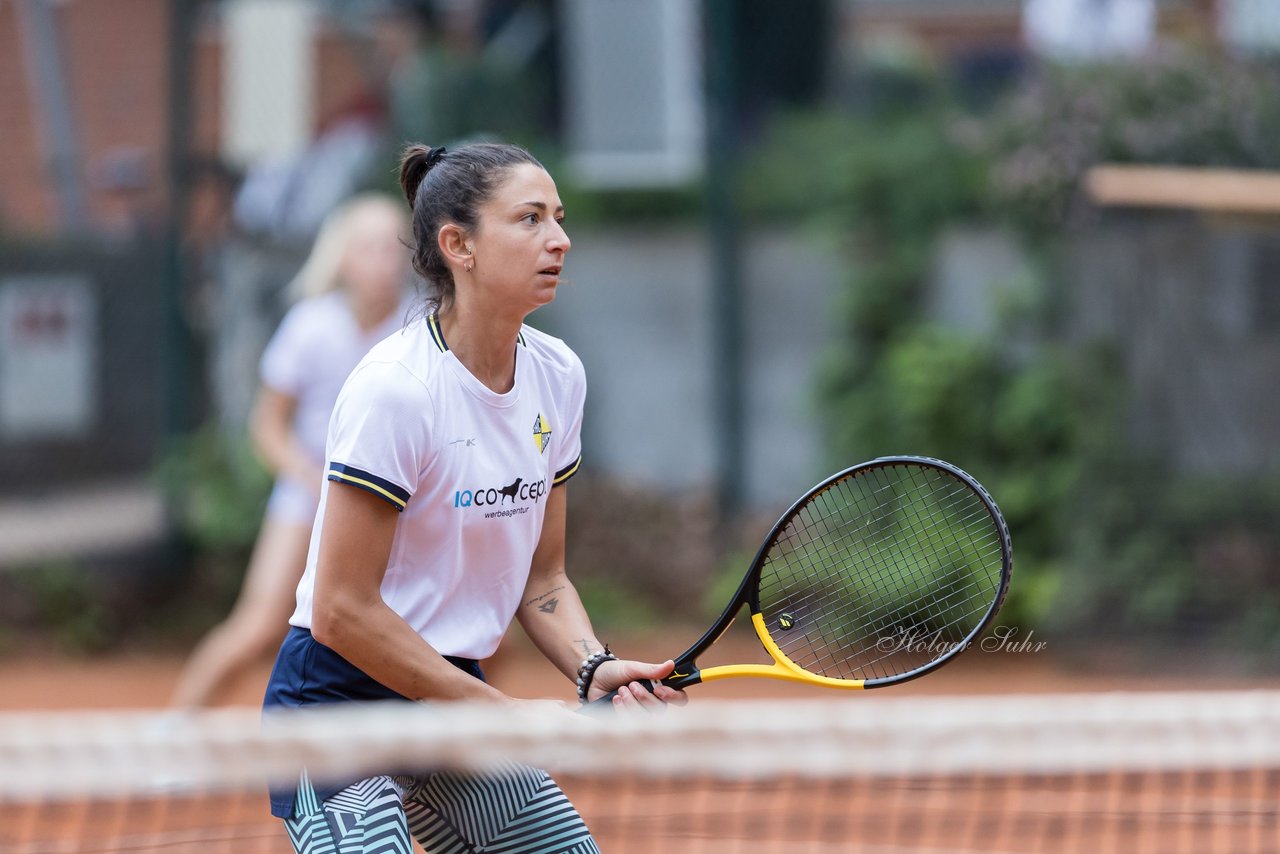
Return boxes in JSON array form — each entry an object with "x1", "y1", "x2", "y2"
[{"x1": 533, "y1": 413, "x2": 552, "y2": 454}]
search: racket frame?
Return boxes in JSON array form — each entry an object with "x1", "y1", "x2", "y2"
[{"x1": 661, "y1": 455, "x2": 1012, "y2": 691}]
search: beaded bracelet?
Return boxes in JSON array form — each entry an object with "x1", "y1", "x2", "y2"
[{"x1": 575, "y1": 645, "x2": 616, "y2": 704}]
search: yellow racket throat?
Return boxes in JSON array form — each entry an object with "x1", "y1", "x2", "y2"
[{"x1": 693, "y1": 613, "x2": 866, "y2": 689}]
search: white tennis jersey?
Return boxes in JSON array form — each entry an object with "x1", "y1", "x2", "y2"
[
  {"x1": 289, "y1": 312, "x2": 585, "y2": 660},
  {"x1": 260, "y1": 291, "x2": 411, "y2": 466}
]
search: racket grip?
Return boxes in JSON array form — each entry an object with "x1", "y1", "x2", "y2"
[{"x1": 584, "y1": 679, "x2": 658, "y2": 708}]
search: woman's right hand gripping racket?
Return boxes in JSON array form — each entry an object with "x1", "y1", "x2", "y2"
[{"x1": 592, "y1": 456, "x2": 1012, "y2": 705}]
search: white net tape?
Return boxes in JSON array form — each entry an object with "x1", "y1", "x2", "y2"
[{"x1": 2, "y1": 690, "x2": 1278, "y2": 800}]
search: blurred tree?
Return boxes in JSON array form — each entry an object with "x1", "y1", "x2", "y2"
[{"x1": 743, "y1": 49, "x2": 1280, "y2": 664}]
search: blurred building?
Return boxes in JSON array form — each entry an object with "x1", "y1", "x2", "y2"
[
  {"x1": 0, "y1": 0, "x2": 406, "y2": 239},
  {"x1": 0, "y1": 0, "x2": 418, "y2": 573},
  {"x1": 3, "y1": 0, "x2": 1277, "y2": 576},
  {"x1": 843, "y1": 0, "x2": 1220, "y2": 63}
]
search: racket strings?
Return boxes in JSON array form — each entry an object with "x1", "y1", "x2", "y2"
[
  {"x1": 842, "y1": 491, "x2": 1004, "y2": 635},
  {"x1": 784, "y1": 475, "x2": 997, "y2": 586},
  {"x1": 807, "y1": 469, "x2": 1002, "y2": 673},
  {"x1": 779, "y1": 568, "x2": 990, "y2": 682},
  {"x1": 775, "y1": 480, "x2": 999, "y2": 644},
  {"x1": 766, "y1": 533, "x2": 982, "y2": 676},
  {"x1": 808, "y1": 486, "x2": 998, "y2": 614},
  {"x1": 788, "y1": 468, "x2": 998, "y2": 676},
  {"x1": 756, "y1": 464, "x2": 1006, "y2": 682}
]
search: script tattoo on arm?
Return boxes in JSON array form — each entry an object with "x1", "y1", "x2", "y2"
[{"x1": 524, "y1": 585, "x2": 565, "y2": 615}]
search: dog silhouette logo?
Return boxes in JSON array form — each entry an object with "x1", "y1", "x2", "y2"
[{"x1": 498, "y1": 478, "x2": 523, "y2": 504}]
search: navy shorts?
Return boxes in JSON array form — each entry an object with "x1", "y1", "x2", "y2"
[{"x1": 263, "y1": 626, "x2": 484, "y2": 818}]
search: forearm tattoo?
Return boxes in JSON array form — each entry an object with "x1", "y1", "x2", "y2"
[{"x1": 524, "y1": 585, "x2": 565, "y2": 615}]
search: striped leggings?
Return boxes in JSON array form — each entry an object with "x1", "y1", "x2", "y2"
[{"x1": 283, "y1": 764, "x2": 600, "y2": 854}]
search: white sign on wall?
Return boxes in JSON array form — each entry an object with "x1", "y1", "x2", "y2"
[
  {"x1": 1220, "y1": 0, "x2": 1280, "y2": 53},
  {"x1": 562, "y1": 0, "x2": 704, "y2": 187},
  {"x1": 221, "y1": 0, "x2": 315, "y2": 166},
  {"x1": 1023, "y1": 0, "x2": 1155, "y2": 61},
  {"x1": 0, "y1": 276, "x2": 97, "y2": 438}
]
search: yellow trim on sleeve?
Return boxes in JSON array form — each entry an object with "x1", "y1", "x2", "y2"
[
  {"x1": 329, "y1": 470, "x2": 409, "y2": 509},
  {"x1": 552, "y1": 456, "x2": 581, "y2": 485}
]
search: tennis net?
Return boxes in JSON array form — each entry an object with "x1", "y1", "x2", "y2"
[{"x1": 1, "y1": 690, "x2": 1278, "y2": 853}]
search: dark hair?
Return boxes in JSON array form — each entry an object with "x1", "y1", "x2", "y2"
[{"x1": 397, "y1": 142, "x2": 544, "y2": 306}]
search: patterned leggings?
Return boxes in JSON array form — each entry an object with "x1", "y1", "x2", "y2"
[{"x1": 283, "y1": 763, "x2": 601, "y2": 854}]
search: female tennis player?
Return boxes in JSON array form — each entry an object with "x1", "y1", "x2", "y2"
[
  {"x1": 263, "y1": 142, "x2": 686, "y2": 854},
  {"x1": 171, "y1": 194, "x2": 412, "y2": 709}
]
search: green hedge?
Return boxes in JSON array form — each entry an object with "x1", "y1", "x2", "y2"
[{"x1": 751, "y1": 51, "x2": 1280, "y2": 659}]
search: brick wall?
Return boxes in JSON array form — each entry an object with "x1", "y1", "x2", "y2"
[
  {"x1": 0, "y1": 1, "x2": 59, "y2": 234},
  {"x1": 62, "y1": 0, "x2": 172, "y2": 234},
  {"x1": 0, "y1": 2, "x2": 382, "y2": 239}
]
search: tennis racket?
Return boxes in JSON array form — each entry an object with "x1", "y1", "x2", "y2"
[{"x1": 595, "y1": 456, "x2": 1012, "y2": 701}]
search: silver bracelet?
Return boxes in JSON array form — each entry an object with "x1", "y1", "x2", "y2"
[{"x1": 575, "y1": 645, "x2": 616, "y2": 704}]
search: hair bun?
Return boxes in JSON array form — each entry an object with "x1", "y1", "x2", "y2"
[{"x1": 397, "y1": 144, "x2": 444, "y2": 208}]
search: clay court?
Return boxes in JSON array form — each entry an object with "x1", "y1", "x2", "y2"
[
  {"x1": 0, "y1": 630, "x2": 1257, "y2": 711},
  {"x1": 3, "y1": 633, "x2": 1277, "y2": 854}
]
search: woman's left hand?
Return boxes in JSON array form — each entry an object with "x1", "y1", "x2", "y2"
[{"x1": 587, "y1": 658, "x2": 689, "y2": 710}]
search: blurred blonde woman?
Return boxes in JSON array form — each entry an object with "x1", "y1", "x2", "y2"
[{"x1": 172, "y1": 194, "x2": 412, "y2": 708}]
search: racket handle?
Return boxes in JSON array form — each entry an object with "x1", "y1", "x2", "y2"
[{"x1": 584, "y1": 679, "x2": 658, "y2": 708}]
